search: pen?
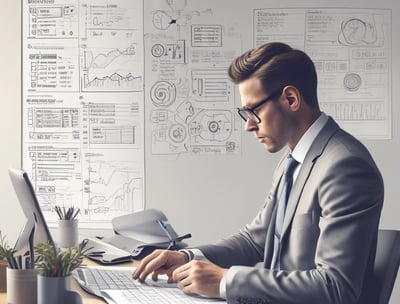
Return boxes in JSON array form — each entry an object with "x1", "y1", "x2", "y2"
[
  {"x1": 72, "y1": 208, "x2": 80, "y2": 220},
  {"x1": 89, "y1": 251, "x2": 105, "y2": 254},
  {"x1": 156, "y1": 220, "x2": 176, "y2": 249},
  {"x1": 55, "y1": 206, "x2": 62, "y2": 219},
  {"x1": 17, "y1": 255, "x2": 22, "y2": 269},
  {"x1": 7, "y1": 256, "x2": 17, "y2": 269},
  {"x1": 28, "y1": 225, "x2": 35, "y2": 269},
  {"x1": 175, "y1": 233, "x2": 192, "y2": 242},
  {"x1": 54, "y1": 206, "x2": 80, "y2": 220},
  {"x1": 87, "y1": 251, "x2": 105, "y2": 257}
]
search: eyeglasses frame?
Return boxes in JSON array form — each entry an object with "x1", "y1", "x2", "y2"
[{"x1": 237, "y1": 88, "x2": 284, "y2": 124}]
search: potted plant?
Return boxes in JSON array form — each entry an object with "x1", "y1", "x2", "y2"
[
  {"x1": 35, "y1": 239, "x2": 90, "y2": 304},
  {"x1": 0, "y1": 230, "x2": 14, "y2": 291}
]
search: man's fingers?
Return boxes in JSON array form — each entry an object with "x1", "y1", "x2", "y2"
[
  {"x1": 138, "y1": 255, "x2": 168, "y2": 282},
  {"x1": 133, "y1": 250, "x2": 188, "y2": 283},
  {"x1": 172, "y1": 262, "x2": 190, "y2": 282},
  {"x1": 132, "y1": 250, "x2": 164, "y2": 281}
]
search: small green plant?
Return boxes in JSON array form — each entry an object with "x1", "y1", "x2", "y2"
[
  {"x1": 0, "y1": 230, "x2": 14, "y2": 262},
  {"x1": 35, "y1": 239, "x2": 90, "y2": 277}
]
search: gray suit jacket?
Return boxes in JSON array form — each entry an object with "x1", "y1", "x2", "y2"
[{"x1": 198, "y1": 117, "x2": 384, "y2": 304}]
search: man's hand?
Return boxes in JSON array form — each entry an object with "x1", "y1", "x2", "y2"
[
  {"x1": 132, "y1": 249, "x2": 187, "y2": 283},
  {"x1": 172, "y1": 260, "x2": 227, "y2": 298}
]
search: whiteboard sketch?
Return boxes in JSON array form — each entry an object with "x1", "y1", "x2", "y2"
[
  {"x1": 145, "y1": 0, "x2": 242, "y2": 155},
  {"x1": 21, "y1": 1, "x2": 392, "y2": 228},
  {"x1": 253, "y1": 8, "x2": 391, "y2": 139},
  {"x1": 22, "y1": 0, "x2": 145, "y2": 228},
  {"x1": 80, "y1": 3, "x2": 143, "y2": 92},
  {"x1": 81, "y1": 156, "x2": 143, "y2": 222}
]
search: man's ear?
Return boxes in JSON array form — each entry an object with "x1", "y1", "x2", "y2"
[
  {"x1": 283, "y1": 86, "x2": 301, "y2": 110},
  {"x1": 288, "y1": 96, "x2": 295, "y2": 105}
]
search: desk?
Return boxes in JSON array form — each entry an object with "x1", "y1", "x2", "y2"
[{"x1": 0, "y1": 258, "x2": 139, "y2": 303}]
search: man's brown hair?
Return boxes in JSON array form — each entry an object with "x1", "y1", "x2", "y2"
[{"x1": 228, "y1": 42, "x2": 319, "y2": 108}]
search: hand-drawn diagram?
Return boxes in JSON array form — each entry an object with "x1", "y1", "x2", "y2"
[
  {"x1": 81, "y1": 102, "x2": 141, "y2": 149},
  {"x1": 26, "y1": 41, "x2": 79, "y2": 91},
  {"x1": 28, "y1": 4, "x2": 78, "y2": 38},
  {"x1": 81, "y1": 45, "x2": 142, "y2": 91},
  {"x1": 82, "y1": 156, "x2": 143, "y2": 221},
  {"x1": 22, "y1": 2, "x2": 391, "y2": 227},
  {"x1": 25, "y1": 145, "x2": 82, "y2": 219},
  {"x1": 22, "y1": 0, "x2": 145, "y2": 227},
  {"x1": 145, "y1": 0, "x2": 242, "y2": 155},
  {"x1": 26, "y1": 104, "x2": 80, "y2": 143},
  {"x1": 338, "y1": 17, "x2": 379, "y2": 46},
  {"x1": 150, "y1": 81, "x2": 177, "y2": 107},
  {"x1": 253, "y1": 8, "x2": 391, "y2": 139},
  {"x1": 343, "y1": 72, "x2": 362, "y2": 92},
  {"x1": 191, "y1": 69, "x2": 231, "y2": 102},
  {"x1": 80, "y1": 3, "x2": 143, "y2": 92}
]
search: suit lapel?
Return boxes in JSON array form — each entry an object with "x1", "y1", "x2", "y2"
[{"x1": 281, "y1": 117, "x2": 340, "y2": 240}]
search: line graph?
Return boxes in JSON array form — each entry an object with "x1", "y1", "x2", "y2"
[
  {"x1": 81, "y1": 44, "x2": 142, "y2": 92},
  {"x1": 83, "y1": 157, "x2": 144, "y2": 220}
]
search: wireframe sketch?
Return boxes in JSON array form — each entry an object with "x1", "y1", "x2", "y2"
[
  {"x1": 28, "y1": 4, "x2": 78, "y2": 38},
  {"x1": 338, "y1": 17, "x2": 378, "y2": 46},
  {"x1": 22, "y1": 0, "x2": 145, "y2": 226},
  {"x1": 82, "y1": 157, "x2": 144, "y2": 220},
  {"x1": 146, "y1": 0, "x2": 241, "y2": 155},
  {"x1": 253, "y1": 7, "x2": 391, "y2": 138}
]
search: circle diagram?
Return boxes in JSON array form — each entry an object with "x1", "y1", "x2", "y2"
[
  {"x1": 344, "y1": 73, "x2": 362, "y2": 91},
  {"x1": 150, "y1": 81, "x2": 176, "y2": 107}
]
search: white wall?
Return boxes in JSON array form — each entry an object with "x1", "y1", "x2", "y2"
[
  {"x1": 1, "y1": 0, "x2": 399, "y2": 303},
  {"x1": 0, "y1": 1, "x2": 25, "y2": 241}
]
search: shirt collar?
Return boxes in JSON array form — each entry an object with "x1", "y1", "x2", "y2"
[{"x1": 291, "y1": 112, "x2": 329, "y2": 164}]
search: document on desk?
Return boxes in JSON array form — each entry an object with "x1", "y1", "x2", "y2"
[
  {"x1": 102, "y1": 288, "x2": 224, "y2": 304},
  {"x1": 101, "y1": 275, "x2": 224, "y2": 303}
]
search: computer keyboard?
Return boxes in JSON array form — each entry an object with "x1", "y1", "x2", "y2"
[
  {"x1": 73, "y1": 267, "x2": 138, "y2": 297},
  {"x1": 76, "y1": 268, "x2": 137, "y2": 297},
  {"x1": 72, "y1": 267, "x2": 224, "y2": 303}
]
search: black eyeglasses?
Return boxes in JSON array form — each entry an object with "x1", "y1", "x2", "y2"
[{"x1": 237, "y1": 88, "x2": 283, "y2": 124}]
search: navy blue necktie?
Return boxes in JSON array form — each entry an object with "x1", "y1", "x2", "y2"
[{"x1": 271, "y1": 154, "x2": 299, "y2": 269}]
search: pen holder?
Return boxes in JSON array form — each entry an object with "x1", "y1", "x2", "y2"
[
  {"x1": 58, "y1": 219, "x2": 79, "y2": 248},
  {"x1": 6, "y1": 267, "x2": 39, "y2": 304}
]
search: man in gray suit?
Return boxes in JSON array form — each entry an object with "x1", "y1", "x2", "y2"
[{"x1": 133, "y1": 42, "x2": 384, "y2": 304}]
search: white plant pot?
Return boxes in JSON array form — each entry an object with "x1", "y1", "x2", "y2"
[
  {"x1": 6, "y1": 267, "x2": 39, "y2": 304},
  {"x1": 37, "y1": 275, "x2": 82, "y2": 304}
]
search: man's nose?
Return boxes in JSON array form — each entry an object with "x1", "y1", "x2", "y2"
[{"x1": 245, "y1": 119, "x2": 258, "y2": 132}]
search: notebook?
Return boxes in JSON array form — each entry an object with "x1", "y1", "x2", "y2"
[{"x1": 72, "y1": 266, "x2": 224, "y2": 303}]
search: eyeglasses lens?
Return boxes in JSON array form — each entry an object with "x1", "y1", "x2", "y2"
[{"x1": 238, "y1": 109, "x2": 260, "y2": 123}]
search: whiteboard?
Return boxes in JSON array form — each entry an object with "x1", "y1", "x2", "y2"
[{"x1": 21, "y1": 0, "x2": 394, "y2": 233}]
